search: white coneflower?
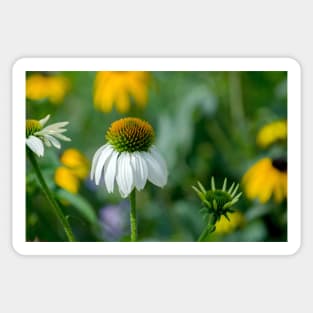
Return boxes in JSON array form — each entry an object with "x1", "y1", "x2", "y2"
[
  {"x1": 90, "y1": 117, "x2": 168, "y2": 198},
  {"x1": 26, "y1": 114, "x2": 71, "y2": 157}
]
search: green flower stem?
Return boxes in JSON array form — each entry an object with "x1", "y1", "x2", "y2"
[
  {"x1": 130, "y1": 189, "x2": 137, "y2": 242},
  {"x1": 198, "y1": 227, "x2": 210, "y2": 242},
  {"x1": 27, "y1": 150, "x2": 76, "y2": 242},
  {"x1": 197, "y1": 214, "x2": 217, "y2": 242}
]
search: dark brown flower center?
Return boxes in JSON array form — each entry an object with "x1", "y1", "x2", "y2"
[{"x1": 272, "y1": 158, "x2": 287, "y2": 172}]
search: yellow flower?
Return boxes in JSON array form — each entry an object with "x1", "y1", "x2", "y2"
[
  {"x1": 242, "y1": 158, "x2": 287, "y2": 203},
  {"x1": 257, "y1": 120, "x2": 287, "y2": 148},
  {"x1": 54, "y1": 167, "x2": 80, "y2": 194},
  {"x1": 26, "y1": 74, "x2": 70, "y2": 104},
  {"x1": 60, "y1": 148, "x2": 89, "y2": 179},
  {"x1": 215, "y1": 211, "x2": 245, "y2": 235},
  {"x1": 93, "y1": 71, "x2": 150, "y2": 113},
  {"x1": 54, "y1": 149, "x2": 90, "y2": 194}
]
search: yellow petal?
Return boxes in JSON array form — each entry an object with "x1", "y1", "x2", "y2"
[
  {"x1": 93, "y1": 71, "x2": 150, "y2": 113},
  {"x1": 60, "y1": 149, "x2": 90, "y2": 180},
  {"x1": 257, "y1": 120, "x2": 287, "y2": 148},
  {"x1": 258, "y1": 169, "x2": 276, "y2": 203},
  {"x1": 115, "y1": 90, "x2": 130, "y2": 113},
  {"x1": 54, "y1": 167, "x2": 80, "y2": 194},
  {"x1": 243, "y1": 158, "x2": 275, "y2": 203}
]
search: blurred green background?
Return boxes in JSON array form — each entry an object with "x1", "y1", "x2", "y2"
[{"x1": 26, "y1": 71, "x2": 287, "y2": 242}]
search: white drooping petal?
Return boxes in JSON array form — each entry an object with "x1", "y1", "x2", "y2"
[
  {"x1": 90, "y1": 144, "x2": 108, "y2": 180},
  {"x1": 131, "y1": 152, "x2": 148, "y2": 190},
  {"x1": 42, "y1": 137, "x2": 51, "y2": 147},
  {"x1": 116, "y1": 152, "x2": 134, "y2": 198},
  {"x1": 53, "y1": 134, "x2": 71, "y2": 141},
  {"x1": 94, "y1": 145, "x2": 114, "y2": 185},
  {"x1": 143, "y1": 149, "x2": 168, "y2": 187},
  {"x1": 39, "y1": 114, "x2": 50, "y2": 127},
  {"x1": 104, "y1": 150, "x2": 119, "y2": 193},
  {"x1": 43, "y1": 121, "x2": 69, "y2": 130},
  {"x1": 35, "y1": 119, "x2": 71, "y2": 148},
  {"x1": 26, "y1": 135, "x2": 44, "y2": 157},
  {"x1": 150, "y1": 146, "x2": 168, "y2": 178},
  {"x1": 44, "y1": 134, "x2": 61, "y2": 149},
  {"x1": 38, "y1": 127, "x2": 68, "y2": 135},
  {"x1": 36, "y1": 129, "x2": 65, "y2": 136},
  {"x1": 52, "y1": 133, "x2": 71, "y2": 141}
]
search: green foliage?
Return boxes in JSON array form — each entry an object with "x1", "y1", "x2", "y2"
[{"x1": 56, "y1": 189, "x2": 98, "y2": 225}]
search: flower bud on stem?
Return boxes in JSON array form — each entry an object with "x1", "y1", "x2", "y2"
[{"x1": 197, "y1": 214, "x2": 217, "y2": 242}]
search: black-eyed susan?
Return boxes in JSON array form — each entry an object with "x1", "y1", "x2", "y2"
[
  {"x1": 55, "y1": 149, "x2": 90, "y2": 194},
  {"x1": 93, "y1": 71, "x2": 150, "y2": 113},
  {"x1": 26, "y1": 115, "x2": 71, "y2": 157},
  {"x1": 26, "y1": 74, "x2": 70, "y2": 104},
  {"x1": 242, "y1": 158, "x2": 287, "y2": 203},
  {"x1": 257, "y1": 120, "x2": 287, "y2": 149},
  {"x1": 90, "y1": 117, "x2": 168, "y2": 198}
]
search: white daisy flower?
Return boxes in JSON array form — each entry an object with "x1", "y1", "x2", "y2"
[
  {"x1": 90, "y1": 117, "x2": 168, "y2": 198},
  {"x1": 26, "y1": 114, "x2": 71, "y2": 157}
]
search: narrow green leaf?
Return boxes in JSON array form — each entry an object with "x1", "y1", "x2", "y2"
[
  {"x1": 232, "y1": 192, "x2": 243, "y2": 202},
  {"x1": 197, "y1": 181, "x2": 206, "y2": 194},
  {"x1": 223, "y1": 201, "x2": 232, "y2": 209},
  {"x1": 228, "y1": 182, "x2": 235, "y2": 194},
  {"x1": 231, "y1": 183, "x2": 240, "y2": 197},
  {"x1": 56, "y1": 189, "x2": 98, "y2": 225},
  {"x1": 203, "y1": 199, "x2": 212, "y2": 209}
]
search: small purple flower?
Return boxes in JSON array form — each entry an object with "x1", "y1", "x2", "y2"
[{"x1": 99, "y1": 201, "x2": 129, "y2": 241}]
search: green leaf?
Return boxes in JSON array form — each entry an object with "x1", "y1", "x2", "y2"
[{"x1": 56, "y1": 189, "x2": 98, "y2": 225}]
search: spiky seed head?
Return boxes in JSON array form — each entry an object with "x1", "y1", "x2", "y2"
[{"x1": 106, "y1": 117, "x2": 155, "y2": 152}]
